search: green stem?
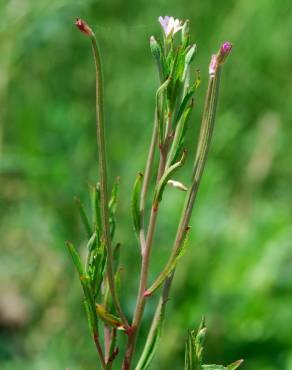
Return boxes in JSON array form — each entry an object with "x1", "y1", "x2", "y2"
[{"x1": 90, "y1": 34, "x2": 128, "y2": 327}]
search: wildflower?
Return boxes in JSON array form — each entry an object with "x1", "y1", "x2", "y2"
[
  {"x1": 209, "y1": 41, "x2": 233, "y2": 76},
  {"x1": 75, "y1": 18, "x2": 94, "y2": 37},
  {"x1": 158, "y1": 16, "x2": 183, "y2": 38}
]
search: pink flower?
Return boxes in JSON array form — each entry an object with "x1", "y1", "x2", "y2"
[{"x1": 158, "y1": 16, "x2": 183, "y2": 38}]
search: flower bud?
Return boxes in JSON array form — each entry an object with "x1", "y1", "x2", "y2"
[
  {"x1": 150, "y1": 36, "x2": 167, "y2": 82},
  {"x1": 150, "y1": 36, "x2": 161, "y2": 60},
  {"x1": 209, "y1": 41, "x2": 232, "y2": 76},
  {"x1": 217, "y1": 41, "x2": 233, "y2": 64},
  {"x1": 75, "y1": 18, "x2": 94, "y2": 37},
  {"x1": 181, "y1": 19, "x2": 190, "y2": 44}
]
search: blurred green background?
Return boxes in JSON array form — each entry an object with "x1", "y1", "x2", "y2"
[{"x1": 1, "y1": 0, "x2": 292, "y2": 369}]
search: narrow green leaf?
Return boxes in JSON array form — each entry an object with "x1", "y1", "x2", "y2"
[
  {"x1": 195, "y1": 317, "x2": 207, "y2": 364},
  {"x1": 66, "y1": 241, "x2": 85, "y2": 277},
  {"x1": 227, "y1": 360, "x2": 244, "y2": 370},
  {"x1": 167, "y1": 101, "x2": 193, "y2": 167},
  {"x1": 95, "y1": 303, "x2": 124, "y2": 330},
  {"x1": 184, "y1": 330, "x2": 196, "y2": 370},
  {"x1": 84, "y1": 299, "x2": 94, "y2": 336},
  {"x1": 66, "y1": 241, "x2": 98, "y2": 332},
  {"x1": 173, "y1": 83, "x2": 196, "y2": 128},
  {"x1": 87, "y1": 232, "x2": 97, "y2": 252},
  {"x1": 85, "y1": 231, "x2": 98, "y2": 278},
  {"x1": 181, "y1": 44, "x2": 197, "y2": 82},
  {"x1": 145, "y1": 226, "x2": 190, "y2": 296},
  {"x1": 153, "y1": 150, "x2": 186, "y2": 206},
  {"x1": 181, "y1": 19, "x2": 190, "y2": 46},
  {"x1": 109, "y1": 177, "x2": 120, "y2": 239},
  {"x1": 75, "y1": 197, "x2": 92, "y2": 238},
  {"x1": 92, "y1": 182, "x2": 102, "y2": 232},
  {"x1": 109, "y1": 177, "x2": 120, "y2": 214},
  {"x1": 156, "y1": 78, "x2": 171, "y2": 146},
  {"x1": 91, "y1": 240, "x2": 107, "y2": 297},
  {"x1": 131, "y1": 172, "x2": 143, "y2": 237},
  {"x1": 184, "y1": 318, "x2": 206, "y2": 370}
]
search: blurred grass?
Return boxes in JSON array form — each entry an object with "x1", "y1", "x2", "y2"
[{"x1": 1, "y1": 0, "x2": 292, "y2": 369}]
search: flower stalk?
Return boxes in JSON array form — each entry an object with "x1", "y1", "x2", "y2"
[{"x1": 75, "y1": 18, "x2": 128, "y2": 328}]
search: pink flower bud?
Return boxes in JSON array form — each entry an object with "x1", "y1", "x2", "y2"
[
  {"x1": 209, "y1": 41, "x2": 233, "y2": 76},
  {"x1": 217, "y1": 41, "x2": 233, "y2": 64},
  {"x1": 75, "y1": 18, "x2": 94, "y2": 37}
]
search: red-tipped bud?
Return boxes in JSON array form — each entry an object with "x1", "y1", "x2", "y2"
[
  {"x1": 217, "y1": 41, "x2": 233, "y2": 64},
  {"x1": 75, "y1": 18, "x2": 94, "y2": 36},
  {"x1": 209, "y1": 41, "x2": 233, "y2": 76}
]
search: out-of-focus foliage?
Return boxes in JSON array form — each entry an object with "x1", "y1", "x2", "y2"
[{"x1": 0, "y1": 0, "x2": 291, "y2": 369}]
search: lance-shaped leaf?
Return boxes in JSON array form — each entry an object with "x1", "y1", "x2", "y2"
[
  {"x1": 131, "y1": 172, "x2": 143, "y2": 237},
  {"x1": 184, "y1": 318, "x2": 206, "y2": 370},
  {"x1": 181, "y1": 20, "x2": 190, "y2": 46},
  {"x1": 166, "y1": 46, "x2": 185, "y2": 110},
  {"x1": 92, "y1": 182, "x2": 102, "y2": 232},
  {"x1": 195, "y1": 318, "x2": 207, "y2": 364},
  {"x1": 87, "y1": 232, "x2": 98, "y2": 253},
  {"x1": 144, "y1": 226, "x2": 190, "y2": 297},
  {"x1": 153, "y1": 150, "x2": 186, "y2": 207},
  {"x1": 91, "y1": 240, "x2": 107, "y2": 297},
  {"x1": 173, "y1": 74, "x2": 199, "y2": 128},
  {"x1": 109, "y1": 177, "x2": 120, "y2": 239},
  {"x1": 66, "y1": 241, "x2": 85, "y2": 277},
  {"x1": 202, "y1": 360, "x2": 243, "y2": 370},
  {"x1": 95, "y1": 303, "x2": 124, "y2": 330},
  {"x1": 167, "y1": 101, "x2": 193, "y2": 167},
  {"x1": 84, "y1": 299, "x2": 94, "y2": 336},
  {"x1": 75, "y1": 197, "x2": 92, "y2": 238},
  {"x1": 86, "y1": 231, "x2": 98, "y2": 277},
  {"x1": 185, "y1": 330, "x2": 197, "y2": 370},
  {"x1": 181, "y1": 44, "x2": 197, "y2": 81},
  {"x1": 66, "y1": 242, "x2": 98, "y2": 332},
  {"x1": 226, "y1": 360, "x2": 244, "y2": 370},
  {"x1": 156, "y1": 78, "x2": 171, "y2": 146}
]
